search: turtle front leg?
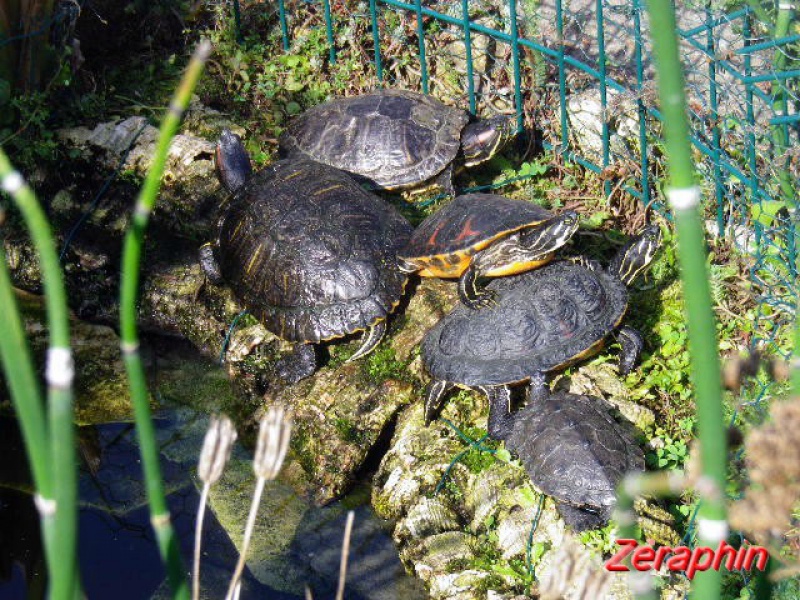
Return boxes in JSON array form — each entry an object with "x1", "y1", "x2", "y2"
[
  {"x1": 199, "y1": 243, "x2": 223, "y2": 284},
  {"x1": 424, "y1": 380, "x2": 455, "y2": 425},
  {"x1": 555, "y1": 502, "x2": 608, "y2": 532},
  {"x1": 275, "y1": 343, "x2": 318, "y2": 384},
  {"x1": 458, "y1": 264, "x2": 497, "y2": 310},
  {"x1": 479, "y1": 385, "x2": 513, "y2": 441},
  {"x1": 347, "y1": 320, "x2": 387, "y2": 363},
  {"x1": 617, "y1": 326, "x2": 644, "y2": 375},
  {"x1": 528, "y1": 371, "x2": 550, "y2": 404},
  {"x1": 435, "y1": 163, "x2": 456, "y2": 198}
]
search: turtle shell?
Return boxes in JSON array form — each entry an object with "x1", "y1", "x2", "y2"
[
  {"x1": 421, "y1": 261, "x2": 628, "y2": 386},
  {"x1": 279, "y1": 89, "x2": 469, "y2": 190},
  {"x1": 215, "y1": 158, "x2": 413, "y2": 343},
  {"x1": 505, "y1": 392, "x2": 644, "y2": 515},
  {"x1": 400, "y1": 193, "x2": 559, "y2": 277}
]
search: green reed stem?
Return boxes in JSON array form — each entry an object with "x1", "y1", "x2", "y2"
[
  {"x1": 647, "y1": 0, "x2": 728, "y2": 600},
  {"x1": 119, "y1": 40, "x2": 210, "y2": 600},
  {"x1": 644, "y1": 2, "x2": 727, "y2": 600},
  {"x1": 0, "y1": 220, "x2": 59, "y2": 572},
  {"x1": 615, "y1": 471, "x2": 687, "y2": 599},
  {"x1": 0, "y1": 148, "x2": 78, "y2": 599}
]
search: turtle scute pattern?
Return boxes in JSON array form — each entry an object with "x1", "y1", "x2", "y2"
[
  {"x1": 280, "y1": 90, "x2": 468, "y2": 190},
  {"x1": 505, "y1": 393, "x2": 644, "y2": 514},
  {"x1": 216, "y1": 158, "x2": 412, "y2": 343},
  {"x1": 421, "y1": 262, "x2": 628, "y2": 386},
  {"x1": 402, "y1": 193, "x2": 560, "y2": 259}
]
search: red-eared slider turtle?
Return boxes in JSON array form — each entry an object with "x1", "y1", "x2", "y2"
[
  {"x1": 201, "y1": 130, "x2": 413, "y2": 383},
  {"x1": 492, "y1": 391, "x2": 644, "y2": 530},
  {"x1": 420, "y1": 224, "x2": 662, "y2": 424},
  {"x1": 398, "y1": 193, "x2": 580, "y2": 309},
  {"x1": 278, "y1": 89, "x2": 516, "y2": 196}
]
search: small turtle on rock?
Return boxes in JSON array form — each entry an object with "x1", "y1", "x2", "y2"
[
  {"x1": 491, "y1": 391, "x2": 645, "y2": 530},
  {"x1": 200, "y1": 130, "x2": 413, "y2": 383},
  {"x1": 399, "y1": 193, "x2": 579, "y2": 309},
  {"x1": 279, "y1": 89, "x2": 516, "y2": 195},
  {"x1": 420, "y1": 224, "x2": 662, "y2": 423}
]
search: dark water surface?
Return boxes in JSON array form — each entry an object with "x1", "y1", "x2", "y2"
[{"x1": 0, "y1": 402, "x2": 425, "y2": 599}]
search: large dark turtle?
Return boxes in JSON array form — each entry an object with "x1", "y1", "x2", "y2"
[
  {"x1": 278, "y1": 89, "x2": 515, "y2": 195},
  {"x1": 420, "y1": 224, "x2": 662, "y2": 424},
  {"x1": 492, "y1": 391, "x2": 644, "y2": 530},
  {"x1": 201, "y1": 130, "x2": 413, "y2": 383},
  {"x1": 399, "y1": 193, "x2": 579, "y2": 309}
]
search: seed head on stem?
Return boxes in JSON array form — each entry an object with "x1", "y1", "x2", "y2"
[
  {"x1": 194, "y1": 414, "x2": 238, "y2": 600},
  {"x1": 225, "y1": 405, "x2": 292, "y2": 600},
  {"x1": 198, "y1": 414, "x2": 238, "y2": 485}
]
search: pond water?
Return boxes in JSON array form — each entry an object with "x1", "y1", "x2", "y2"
[{"x1": 0, "y1": 351, "x2": 427, "y2": 599}]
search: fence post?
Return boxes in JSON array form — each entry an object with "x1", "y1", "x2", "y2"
[
  {"x1": 705, "y1": 3, "x2": 725, "y2": 237},
  {"x1": 414, "y1": 0, "x2": 429, "y2": 93},
  {"x1": 278, "y1": 0, "x2": 290, "y2": 51},
  {"x1": 633, "y1": 0, "x2": 650, "y2": 207},
  {"x1": 370, "y1": 0, "x2": 384, "y2": 83},
  {"x1": 322, "y1": 0, "x2": 336, "y2": 63},
  {"x1": 595, "y1": 0, "x2": 611, "y2": 198},
  {"x1": 462, "y1": 0, "x2": 476, "y2": 113},
  {"x1": 508, "y1": 0, "x2": 524, "y2": 132},
  {"x1": 555, "y1": 0, "x2": 569, "y2": 156}
]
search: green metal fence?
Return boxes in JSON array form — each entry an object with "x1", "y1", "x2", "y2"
[{"x1": 271, "y1": 1, "x2": 798, "y2": 364}]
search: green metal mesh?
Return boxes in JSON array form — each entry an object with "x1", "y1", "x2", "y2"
[{"x1": 272, "y1": 0, "x2": 798, "y2": 386}]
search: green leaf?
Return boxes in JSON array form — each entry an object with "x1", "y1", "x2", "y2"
[{"x1": 495, "y1": 447, "x2": 512, "y2": 462}]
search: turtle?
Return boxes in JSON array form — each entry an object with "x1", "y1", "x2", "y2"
[
  {"x1": 200, "y1": 129, "x2": 413, "y2": 383},
  {"x1": 398, "y1": 193, "x2": 580, "y2": 309},
  {"x1": 278, "y1": 89, "x2": 516, "y2": 196},
  {"x1": 420, "y1": 224, "x2": 662, "y2": 425},
  {"x1": 491, "y1": 391, "x2": 645, "y2": 530}
]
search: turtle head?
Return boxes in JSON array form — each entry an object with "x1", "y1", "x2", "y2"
[
  {"x1": 460, "y1": 115, "x2": 517, "y2": 167},
  {"x1": 215, "y1": 129, "x2": 253, "y2": 195},
  {"x1": 609, "y1": 224, "x2": 663, "y2": 286},
  {"x1": 518, "y1": 210, "x2": 580, "y2": 255}
]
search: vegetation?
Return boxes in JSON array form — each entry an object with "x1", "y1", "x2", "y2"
[{"x1": 0, "y1": 0, "x2": 797, "y2": 598}]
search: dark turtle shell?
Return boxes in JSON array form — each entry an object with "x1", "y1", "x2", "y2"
[
  {"x1": 399, "y1": 193, "x2": 559, "y2": 276},
  {"x1": 278, "y1": 89, "x2": 468, "y2": 190},
  {"x1": 505, "y1": 392, "x2": 644, "y2": 521},
  {"x1": 421, "y1": 261, "x2": 628, "y2": 386},
  {"x1": 214, "y1": 158, "x2": 413, "y2": 343}
]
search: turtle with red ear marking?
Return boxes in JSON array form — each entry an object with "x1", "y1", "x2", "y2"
[
  {"x1": 201, "y1": 130, "x2": 413, "y2": 383},
  {"x1": 420, "y1": 224, "x2": 662, "y2": 424},
  {"x1": 399, "y1": 193, "x2": 580, "y2": 309},
  {"x1": 278, "y1": 89, "x2": 516, "y2": 196}
]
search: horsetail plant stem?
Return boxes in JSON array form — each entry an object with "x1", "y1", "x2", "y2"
[
  {"x1": 0, "y1": 150, "x2": 78, "y2": 600},
  {"x1": 119, "y1": 39, "x2": 211, "y2": 600},
  {"x1": 194, "y1": 414, "x2": 237, "y2": 600},
  {"x1": 0, "y1": 211, "x2": 59, "y2": 581},
  {"x1": 614, "y1": 471, "x2": 687, "y2": 599},
  {"x1": 643, "y1": 1, "x2": 728, "y2": 599},
  {"x1": 225, "y1": 405, "x2": 292, "y2": 600}
]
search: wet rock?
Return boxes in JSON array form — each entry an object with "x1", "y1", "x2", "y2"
[
  {"x1": 264, "y1": 361, "x2": 415, "y2": 505},
  {"x1": 563, "y1": 87, "x2": 643, "y2": 167},
  {"x1": 55, "y1": 111, "x2": 225, "y2": 241},
  {"x1": 372, "y1": 358, "x2": 681, "y2": 599},
  {"x1": 0, "y1": 289, "x2": 135, "y2": 424},
  {"x1": 560, "y1": 362, "x2": 656, "y2": 432}
]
